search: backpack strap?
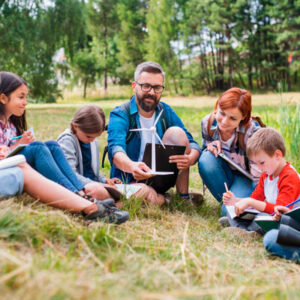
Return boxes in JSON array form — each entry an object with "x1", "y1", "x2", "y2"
[
  {"x1": 120, "y1": 101, "x2": 137, "y2": 144},
  {"x1": 207, "y1": 112, "x2": 217, "y2": 138},
  {"x1": 252, "y1": 115, "x2": 266, "y2": 128}
]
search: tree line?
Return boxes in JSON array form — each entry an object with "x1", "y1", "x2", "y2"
[{"x1": 0, "y1": 0, "x2": 299, "y2": 102}]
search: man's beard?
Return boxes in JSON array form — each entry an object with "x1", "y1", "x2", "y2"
[{"x1": 136, "y1": 93, "x2": 160, "y2": 112}]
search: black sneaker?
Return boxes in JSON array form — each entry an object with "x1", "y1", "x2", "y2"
[
  {"x1": 85, "y1": 201, "x2": 129, "y2": 225},
  {"x1": 100, "y1": 198, "x2": 115, "y2": 207}
]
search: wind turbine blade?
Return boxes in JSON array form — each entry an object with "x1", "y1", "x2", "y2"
[
  {"x1": 153, "y1": 109, "x2": 164, "y2": 126},
  {"x1": 130, "y1": 128, "x2": 150, "y2": 132},
  {"x1": 155, "y1": 133, "x2": 165, "y2": 149}
]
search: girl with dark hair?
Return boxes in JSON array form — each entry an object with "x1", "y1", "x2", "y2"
[
  {"x1": 198, "y1": 87, "x2": 263, "y2": 216},
  {"x1": 0, "y1": 71, "x2": 129, "y2": 224},
  {"x1": 57, "y1": 105, "x2": 160, "y2": 205}
]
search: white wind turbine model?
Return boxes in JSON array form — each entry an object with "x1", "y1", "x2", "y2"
[{"x1": 130, "y1": 109, "x2": 173, "y2": 175}]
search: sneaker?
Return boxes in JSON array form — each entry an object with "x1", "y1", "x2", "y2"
[
  {"x1": 100, "y1": 198, "x2": 115, "y2": 207},
  {"x1": 219, "y1": 216, "x2": 230, "y2": 228},
  {"x1": 85, "y1": 201, "x2": 129, "y2": 225}
]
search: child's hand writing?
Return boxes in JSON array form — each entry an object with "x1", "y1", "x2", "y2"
[
  {"x1": 18, "y1": 130, "x2": 35, "y2": 145},
  {"x1": 222, "y1": 191, "x2": 238, "y2": 205},
  {"x1": 234, "y1": 198, "x2": 250, "y2": 216},
  {"x1": 273, "y1": 205, "x2": 291, "y2": 221},
  {"x1": 0, "y1": 145, "x2": 9, "y2": 160}
]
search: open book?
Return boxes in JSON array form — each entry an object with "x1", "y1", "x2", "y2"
[
  {"x1": 255, "y1": 206, "x2": 300, "y2": 233},
  {"x1": 226, "y1": 205, "x2": 260, "y2": 221},
  {"x1": 218, "y1": 152, "x2": 254, "y2": 181},
  {"x1": 254, "y1": 215, "x2": 279, "y2": 232},
  {"x1": 0, "y1": 155, "x2": 26, "y2": 169},
  {"x1": 104, "y1": 184, "x2": 141, "y2": 201}
]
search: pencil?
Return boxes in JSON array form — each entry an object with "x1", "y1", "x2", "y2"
[
  {"x1": 11, "y1": 135, "x2": 23, "y2": 140},
  {"x1": 224, "y1": 182, "x2": 229, "y2": 192}
]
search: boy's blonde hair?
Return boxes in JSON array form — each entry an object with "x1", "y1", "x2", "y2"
[
  {"x1": 246, "y1": 127, "x2": 286, "y2": 158},
  {"x1": 71, "y1": 105, "x2": 105, "y2": 134}
]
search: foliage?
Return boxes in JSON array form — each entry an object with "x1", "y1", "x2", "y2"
[
  {"x1": 72, "y1": 44, "x2": 103, "y2": 98},
  {"x1": 1, "y1": 0, "x2": 300, "y2": 101}
]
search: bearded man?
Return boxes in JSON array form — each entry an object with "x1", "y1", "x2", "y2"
[{"x1": 107, "y1": 62, "x2": 201, "y2": 204}]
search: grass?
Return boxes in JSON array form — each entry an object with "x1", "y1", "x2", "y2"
[{"x1": 1, "y1": 92, "x2": 300, "y2": 299}]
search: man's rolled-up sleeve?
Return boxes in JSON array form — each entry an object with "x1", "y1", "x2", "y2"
[{"x1": 107, "y1": 109, "x2": 130, "y2": 163}]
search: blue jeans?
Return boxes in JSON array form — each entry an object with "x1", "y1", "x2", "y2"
[
  {"x1": 264, "y1": 229, "x2": 300, "y2": 262},
  {"x1": 20, "y1": 141, "x2": 84, "y2": 192},
  {"x1": 198, "y1": 150, "x2": 256, "y2": 215}
]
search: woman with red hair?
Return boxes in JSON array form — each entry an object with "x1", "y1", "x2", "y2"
[{"x1": 198, "y1": 88, "x2": 262, "y2": 216}]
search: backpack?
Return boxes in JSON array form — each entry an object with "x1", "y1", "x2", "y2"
[
  {"x1": 207, "y1": 112, "x2": 266, "y2": 151},
  {"x1": 101, "y1": 101, "x2": 168, "y2": 167}
]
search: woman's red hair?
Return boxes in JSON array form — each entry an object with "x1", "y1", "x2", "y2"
[{"x1": 214, "y1": 87, "x2": 252, "y2": 126}]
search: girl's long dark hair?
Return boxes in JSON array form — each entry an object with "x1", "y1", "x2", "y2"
[{"x1": 0, "y1": 72, "x2": 27, "y2": 135}]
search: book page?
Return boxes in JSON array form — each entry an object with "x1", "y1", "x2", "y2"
[
  {"x1": 115, "y1": 184, "x2": 141, "y2": 199},
  {"x1": 226, "y1": 205, "x2": 260, "y2": 219}
]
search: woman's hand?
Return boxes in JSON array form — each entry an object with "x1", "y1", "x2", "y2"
[
  {"x1": 207, "y1": 141, "x2": 221, "y2": 157},
  {"x1": 0, "y1": 145, "x2": 9, "y2": 160},
  {"x1": 273, "y1": 205, "x2": 291, "y2": 221},
  {"x1": 18, "y1": 130, "x2": 35, "y2": 145},
  {"x1": 222, "y1": 191, "x2": 238, "y2": 206}
]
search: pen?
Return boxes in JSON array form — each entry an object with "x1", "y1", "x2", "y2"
[
  {"x1": 11, "y1": 135, "x2": 23, "y2": 140},
  {"x1": 212, "y1": 144, "x2": 231, "y2": 153},
  {"x1": 272, "y1": 197, "x2": 300, "y2": 216}
]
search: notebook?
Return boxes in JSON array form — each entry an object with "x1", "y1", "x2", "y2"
[
  {"x1": 104, "y1": 184, "x2": 141, "y2": 201},
  {"x1": 226, "y1": 205, "x2": 260, "y2": 221},
  {"x1": 255, "y1": 207, "x2": 300, "y2": 232},
  {"x1": 142, "y1": 143, "x2": 186, "y2": 174},
  {"x1": 6, "y1": 144, "x2": 27, "y2": 158},
  {"x1": 0, "y1": 155, "x2": 26, "y2": 169},
  {"x1": 140, "y1": 143, "x2": 186, "y2": 194},
  {"x1": 218, "y1": 152, "x2": 254, "y2": 181}
]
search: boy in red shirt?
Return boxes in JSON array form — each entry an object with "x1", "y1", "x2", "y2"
[{"x1": 222, "y1": 128, "x2": 300, "y2": 233}]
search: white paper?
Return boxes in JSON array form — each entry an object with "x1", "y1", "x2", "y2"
[
  {"x1": 115, "y1": 184, "x2": 141, "y2": 199},
  {"x1": 0, "y1": 154, "x2": 26, "y2": 169},
  {"x1": 226, "y1": 205, "x2": 260, "y2": 219}
]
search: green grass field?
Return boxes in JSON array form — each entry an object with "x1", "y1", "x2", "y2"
[{"x1": 1, "y1": 93, "x2": 299, "y2": 299}]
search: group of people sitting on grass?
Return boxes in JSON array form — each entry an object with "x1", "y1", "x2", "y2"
[{"x1": 0, "y1": 62, "x2": 299, "y2": 262}]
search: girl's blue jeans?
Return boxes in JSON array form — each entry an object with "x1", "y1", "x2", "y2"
[
  {"x1": 198, "y1": 150, "x2": 256, "y2": 215},
  {"x1": 20, "y1": 141, "x2": 84, "y2": 193},
  {"x1": 264, "y1": 229, "x2": 300, "y2": 262}
]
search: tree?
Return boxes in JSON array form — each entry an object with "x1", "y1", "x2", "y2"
[
  {"x1": 87, "y1": 0, "x2": 119, "y2": 94},
  {"x1": 115, "y1": 0, "x2": 147, "y2": 83},
  {"x1": 72, "y1": 45, "x2": 102, "y2": 98},
  {"x1": 146, "y1": 0, "x2": 182, "y2": 93}
]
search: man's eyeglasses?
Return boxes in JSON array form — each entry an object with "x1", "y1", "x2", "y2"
[{"x1": 136, "y1": 82, "x2": 165, "y2": 94}]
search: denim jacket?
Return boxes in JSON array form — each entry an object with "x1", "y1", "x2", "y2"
[{"x1": 108, "y1": 95, "x2": 201, "y2": 182}]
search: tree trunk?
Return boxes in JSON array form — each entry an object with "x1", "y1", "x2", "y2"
[
  {"x1": 247, "y1": 63, "x2": 253, "y2": 90},
  {"x1": 83, "y1": 78, "x2": 88, "y2": 98}
]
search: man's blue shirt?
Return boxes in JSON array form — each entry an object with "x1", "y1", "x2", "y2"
[{"x1": 107, "y1": 95, "x2": 201, "y2": 182}]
